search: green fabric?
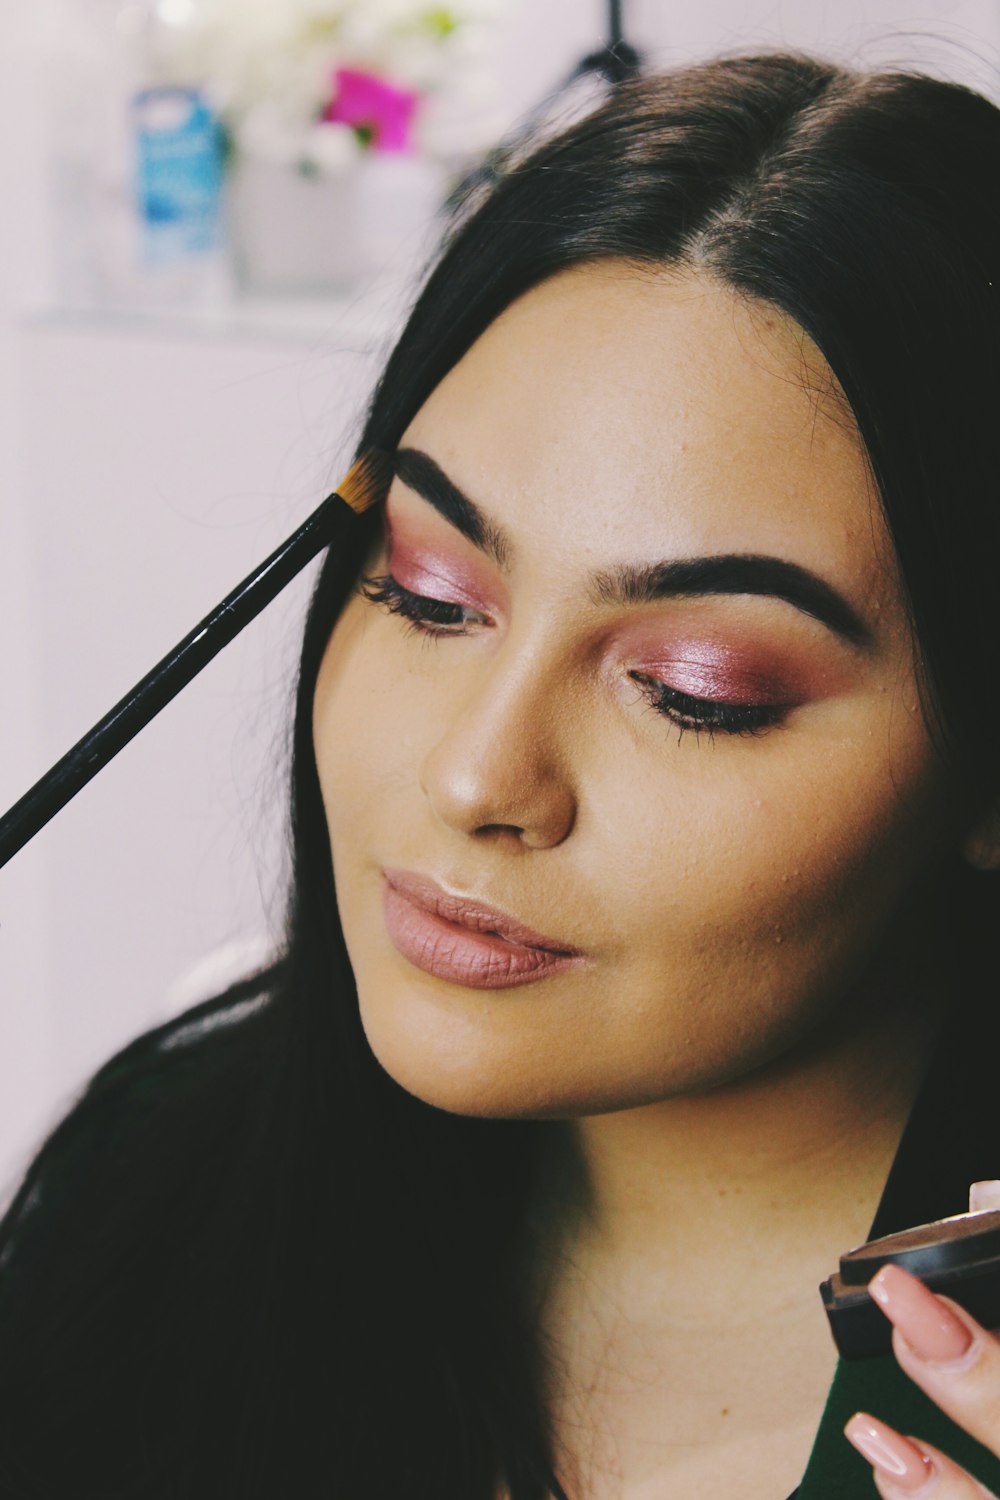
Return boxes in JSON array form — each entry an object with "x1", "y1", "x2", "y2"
[{"x1": 799, "y1": 1349, "x2": 1000, "y2": 1497}]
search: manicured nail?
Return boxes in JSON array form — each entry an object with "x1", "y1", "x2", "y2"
[
  {"x1": 970, "y1": 1179, "x2": 1000, "y2": 1212},
  {"x1": 869, "y1": 1264, "x2": 974, "y2": 1364},
  {"x1": 845, "y1": 1412, "x2": 936, "y2": 1492}
]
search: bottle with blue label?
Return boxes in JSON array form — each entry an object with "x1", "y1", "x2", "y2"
[
  {"x1": 118, "y1": 0, "x2": 230, "y2": 307},
  {"x1": 46, "y1": 0, "x2": 230, "y2": 310},
  {"x1": 133, "y1": 85, "x2": 224, "y2": 270}
]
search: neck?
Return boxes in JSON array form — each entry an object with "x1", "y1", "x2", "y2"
[{"x1": 524, "y1": 975, "x2": 945, "y2": 1331}]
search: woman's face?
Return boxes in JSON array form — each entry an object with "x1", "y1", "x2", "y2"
[{"x1": 312, "y1": 262, "x2": 965, "y2": 1119}]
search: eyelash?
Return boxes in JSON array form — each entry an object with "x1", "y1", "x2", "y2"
[
  {"x1": 358, "y1": 571, "x2": 480, "y2": 633},
  {"x1": 357, "y1": 571, "x2": 784, "y2": 742},
  {"x1": 626, "y1": 674, "x2": 780, "y2": 741}
]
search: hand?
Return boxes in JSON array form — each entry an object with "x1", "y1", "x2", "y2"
[{"x1": 844, "y1": 1180, "x2": 1000, "y2": 1497}]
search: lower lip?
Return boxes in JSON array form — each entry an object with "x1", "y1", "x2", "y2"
[{"x1": 381, "y1": 880, "x2": 584, "y2": 990}]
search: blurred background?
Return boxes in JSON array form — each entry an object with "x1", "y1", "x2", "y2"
[{"x1": 1, "y1": 0, "x2": 997, "y2": 1206}]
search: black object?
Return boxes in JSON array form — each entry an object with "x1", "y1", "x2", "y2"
[
  {"x1": 444, "y1": 0, "x2": 645, "y2": 215},
  {"x1": 822, "y1": 1208, "x2": 1000, "y2": 1359},
  {"x1": 0, "y1": 450, "x2": 390, "y2": 872},
  {"x1": 575, "y1": 0, "x2": 644, "y2": 85}
]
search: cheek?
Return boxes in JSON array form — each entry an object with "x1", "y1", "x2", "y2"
[
  {"x1": 312, "y1": 597, "x2": 384, "y2": 839},
  {"x1": 544, "y1": 733, "x2": 948, "y2": 1105},
  {"x1": 597, "y1": 721, "x2": 949, "y2": 1017},
  {"x1": 312, "y1": 597, "x2": 431, "y2": 853}
]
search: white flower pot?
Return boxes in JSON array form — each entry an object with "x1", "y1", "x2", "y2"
[{"x1": 227, "y1": 153, "x2": 446, "y2": 297}]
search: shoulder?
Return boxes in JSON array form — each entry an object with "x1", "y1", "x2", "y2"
[{"x1": 1, "y1": 955, "x2": 283, "y2": 1266}]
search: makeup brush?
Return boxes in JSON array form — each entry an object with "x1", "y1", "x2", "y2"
[{"x1": 0, "y1": 447, "x2": 392, "y2": 873}]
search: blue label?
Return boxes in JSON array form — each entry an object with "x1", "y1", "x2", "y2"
[{"x1": 133, "y1": 87, "x2": 225, "y2": 264}]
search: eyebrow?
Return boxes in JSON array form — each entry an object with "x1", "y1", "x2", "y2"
[{"x1": 391, "y1": 446, "x2": 874, "y2": 649}]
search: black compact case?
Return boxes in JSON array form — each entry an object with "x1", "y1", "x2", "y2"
[{"x1": 822, "y1": 1207, "x2": 1000, "y2": 1359}]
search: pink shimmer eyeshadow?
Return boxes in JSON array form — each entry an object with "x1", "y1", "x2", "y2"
[
  {"x1": 642, "y1": 646, "x2": 788, "y2": 703},
  {"x1": 627, "y1": 632, "x2": 826, "y2": 704},
  {"x1": 383, "y1": 490, "x2": 848, "y2": 705},
  {"x1": 384, "y1": 507, "x2": 498, "y2": 613}
]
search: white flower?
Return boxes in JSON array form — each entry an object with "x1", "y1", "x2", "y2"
[
  {"x1": 303, "y1": 120, "x2": 363, "y2": 174},
  {"x1": 170, "y1": 0, "x2": 522, "y2": 167}
]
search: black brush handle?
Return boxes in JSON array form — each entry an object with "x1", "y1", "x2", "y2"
[{"x1": 0, "y1": 489, "x2": 354, "y2": 872}]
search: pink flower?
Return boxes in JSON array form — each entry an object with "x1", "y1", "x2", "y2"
[{"x1": 323, "y1": 67, "x2": 420, "y2": 153}]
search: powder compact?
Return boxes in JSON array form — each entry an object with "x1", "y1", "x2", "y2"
[{"x1": 821, "y1": 1208, "x2": 1000, "y2": 1358}]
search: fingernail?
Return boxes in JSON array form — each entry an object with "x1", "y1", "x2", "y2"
[
  {"x1": 869, "y1": 1264, "x2": 974, "y2": 1365},
  {"x1": 845, "y1": 1412, "x2": 936, "y2": 1492},
  {"x1": 970, "y1": 1179, "x2": 1000, "y2": 1212}
]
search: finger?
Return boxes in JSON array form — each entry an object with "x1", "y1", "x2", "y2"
[
  {"x1": 869, "y1": 1264, "x2": 1000, "y2": 1457},
  {"x1": 845, "y1": 1414, "x2": 997, "y2": 1497},
  {"x1": 970, "y1": 1182, "x2": 1000, "y2": 1213}
]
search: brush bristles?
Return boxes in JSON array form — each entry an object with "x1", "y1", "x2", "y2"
[{"x1": 336, "y1": 447, "x2": 393, "y2": 515}]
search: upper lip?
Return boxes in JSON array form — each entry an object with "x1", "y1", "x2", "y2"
[{"x1": 382, "y1": 867, "x2": 582, "y2": 954}]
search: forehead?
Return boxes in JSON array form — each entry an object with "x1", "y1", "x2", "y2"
[{"x1": 399, "y1": 262, "x2": 895, "y2": 607}]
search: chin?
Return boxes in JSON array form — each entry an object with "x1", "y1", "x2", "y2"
[
  {"x1": 357, "y1": 1001, "x2": 556, "y2": 1118},
  {"x1": 349, "y1": 949, "x2": 817, "y2": 1121},
  {"x1": 347, "y1": 947, "x2": 569, "y2": 1116},
  {"x1": 354, "y1": 986, "x2": 682, "y2": 1121}
]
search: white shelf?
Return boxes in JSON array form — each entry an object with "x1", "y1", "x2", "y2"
[{"x1": 20, "y1": 267, "x2": 422, "y2": 351}]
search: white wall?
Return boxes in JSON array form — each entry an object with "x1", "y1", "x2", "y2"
[
  {"x1": 1, "y1": 0, "x2": 998, "y2": 1207},
  {"x1": 490, "y1": 0, "x2": 999, "y2": 122},
  {"x1": 0, "y1": 1, "x2": 67, "y2": 1207}
]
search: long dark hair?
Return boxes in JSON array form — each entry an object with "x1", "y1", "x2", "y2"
[{"x1": 2, "y1": 51, "x2": 999, "y2": 1500}]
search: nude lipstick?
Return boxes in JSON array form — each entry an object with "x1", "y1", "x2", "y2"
[{"x1": 381, "y1": 868, "x2": 586, "y2": 990}]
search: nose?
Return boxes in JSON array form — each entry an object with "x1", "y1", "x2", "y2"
[{"x1": 418, "y1": 637, "x2": 578, "y2": 850}]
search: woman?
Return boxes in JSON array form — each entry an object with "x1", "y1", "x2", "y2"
[{"x1": 1, "y1": 49, "x2": 999, "y2": 1500}]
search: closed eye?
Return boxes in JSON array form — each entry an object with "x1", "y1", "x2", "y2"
[
  {"x1": 358, "y1": 572, "x2": 489, "y2": 634},
  {"x1": 360, "y1": 571, "x2": 789, "y2": 745},
  {"x1": 628, "y1": 672, "x2": 786, "y2": 743}
]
